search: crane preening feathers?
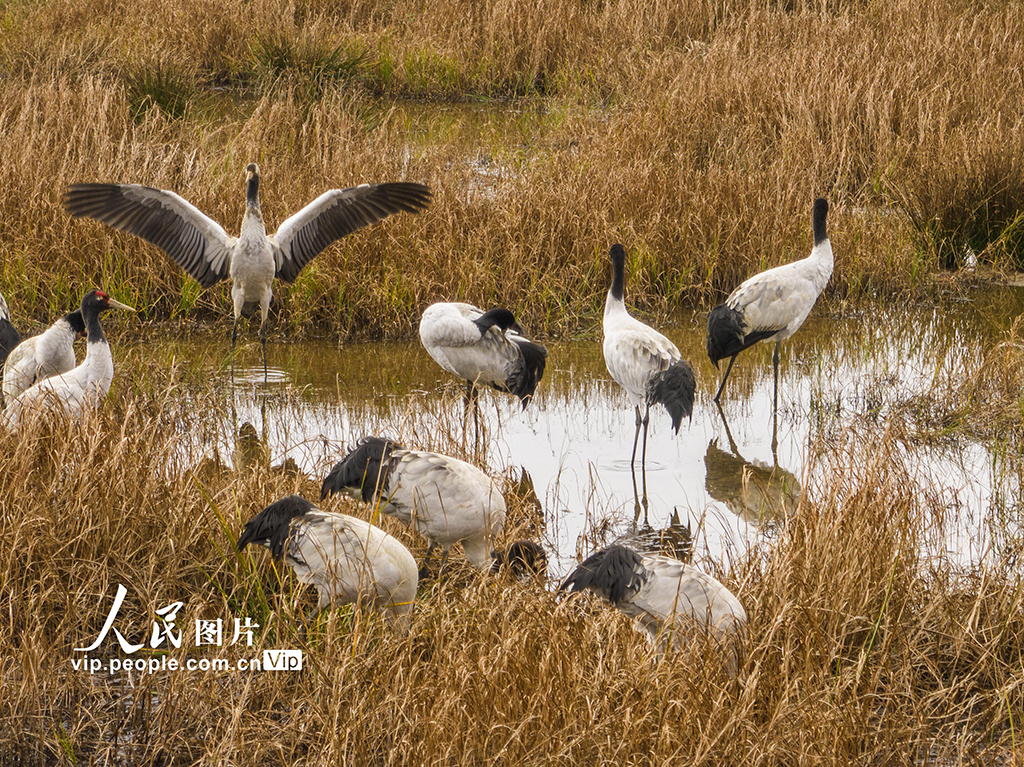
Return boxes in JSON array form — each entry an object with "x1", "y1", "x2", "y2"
[
  {"x1": 64, "y1": 164, "x2": 432, "y2": 375},
  {"x1": 707, "y1": 198, "x2": 833, "y2": 405},
  {"x1": 419, "y1": 302, "x2": 547, "y2": 403}
]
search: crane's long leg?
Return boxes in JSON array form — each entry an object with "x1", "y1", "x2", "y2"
[
  {"x1": 713, "y1": 355, "x2": 738, "y2": 403},
  {"x1": 259, "y1": 292, "x2": 271, "y2": 384},
  {"x1": 630, "y1": 405, "x2": 643, "y2": 467},
  {"x1": 419, "y1": 542, "x2": 439, "y2": 581},
  {"x1": 630, "y1": 461, "x2": 642, "y2": 524},
  {"x1": 640, "y1": 404, "x2": 651, "y2": 469},
  {"x1": 772, "y1": 341, "x2": 781, "y2": 414}
]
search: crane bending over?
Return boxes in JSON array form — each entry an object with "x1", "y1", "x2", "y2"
[
  {"x1": 560, "y1": 544, "x2": 746, "y2": 673},
  {"x1": 603, "y1": 243, "x2": 695, "y2": 468},
  {"x1": 238, "y1": 495, "x2": 418, "y2": 634},
  {"x1": 707, "y1": 198, "x2": 832, "y2": 405},
  {"x1": 321, "y1": 436, "x2": 506, "y2": 575},
  {"x1": 64, "y1": 164, "x2": 431, "y2": 374}
]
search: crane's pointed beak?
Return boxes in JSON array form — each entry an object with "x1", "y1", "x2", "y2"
[{"x1": 108, "y1": 299, "x2": 136, "y2": 312}]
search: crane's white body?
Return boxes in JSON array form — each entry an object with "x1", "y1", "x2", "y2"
[
  {"x1": 3, "y1": 339, "x2": 112, "y2": 428},
  {"x1": 419, "y1": 302, "x2": 520, "y2": 387},
  {"x1": 617, "y1": 553, "x2": 747, "y2": 649},
  {"x1": 562, "y1": 545, "x2": 746, "y2": 673},
  {"x1": 3, "y1": 316, "x2": 79, "y2": 402},
  {"x1": 722, "y1": 238, "x2": 833, "y2": 344},
  {"x1": 285, "y1": 509, "x2": 418, "y2": 627},
  {"x1": 374, "y1": 448, "x2": 507, "y2": 568},
  {"x1": 603, "y1": 300, "x2": 684, "y2": 409}
]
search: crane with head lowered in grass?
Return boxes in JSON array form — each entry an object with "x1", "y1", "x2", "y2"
[
  {"x1": 602, "y1": 243, "x2": 695, "y2": 469},
  {"x1": 64, "y1": 164, "x2": 432, "y2": 376},
  {"x1": 237, "y1": 495, "x2": 419, "y2": 634},
  {"x1": 321, "y1": 436, "x2": 507, "y2": 577},
  {"x1": 560, "y1": 543, "x2": 747, "y2": 674},
  {"x1": 707, "y1": 198, "x2": 832, "y2": 407}
]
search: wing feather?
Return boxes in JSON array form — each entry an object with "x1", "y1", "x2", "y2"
[
  {"x1": 64, "y1": 183, "x2": 235, "y2": 288},
  {"x1": 272, "y1": 182, "x2": 431, "y2": 283}
]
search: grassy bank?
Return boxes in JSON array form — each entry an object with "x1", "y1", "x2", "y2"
[
  {"x1": 0, "y1": 0, "x2": 1021, "y2": 338},
  {"x1": 0, "y1": 341, "x2": 1022, "y2": 764}
]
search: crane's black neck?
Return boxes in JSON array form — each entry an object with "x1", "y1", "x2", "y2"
[
  {"x1": 812, "y1": 198, "x2": 828, "y2": 246},
  {"x1": 65, "y1": 310, "x2": 86, "y2": 336},
  {"x1": 608, "y1": 244, "x2": 626, "y2": 302},
  {"x1": 247, "y1": 174, "x2": 260, "y2": 208},
  {"x1": 82, "y1": 305, "x2": 107, "y2": 345}
]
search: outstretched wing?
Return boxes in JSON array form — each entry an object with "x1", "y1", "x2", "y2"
[
  {"x1": 272, "y1": 182, "x2": 432, "y2": 283},
  {"x1": 64, "y1": 183, "x2": 235, "y2": 288}
]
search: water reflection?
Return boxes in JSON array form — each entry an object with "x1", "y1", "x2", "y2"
[
  {"x1": 704, "y1": 407, "x2": 801, "y2": 526},
  {"x1": 147, "y1": 288, "x2": 1024, "y2": 575}
]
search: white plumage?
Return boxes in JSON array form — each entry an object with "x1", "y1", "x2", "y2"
[
  {"x1": 64, "y1": 164, "x2": 431, "y2": 371},
  {"x1": 707, "y1": 198, "x2": 833, "y2": 403},
  {"x1": 2, "y1": 290, "x2": 133, "y2": 430},
  {"x1": 2, "y1": 308, "x2": 85, "y2": 403},
  {"x1": 321, "y1": 436, "x2": 507, "y2": 570},
  {"x1": 419, "y1": 302, "x2": 547, "y2": 408},
  {"x1": 238, "y1": 495, "x2": 418, "y2": 631},
  {"x1": 560, "y1": 544, "x2": 746, "y2": 672},
  {"x1": 603, "y1": 243, "x2": 695, "y2": 466}
]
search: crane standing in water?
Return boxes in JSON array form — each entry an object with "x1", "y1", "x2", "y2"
[{"x1": 707, "y1": 198, "x2": 832, "y2": 409}]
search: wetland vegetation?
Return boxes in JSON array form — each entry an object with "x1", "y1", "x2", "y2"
[{"x1": 1, "y1": 0, "x2": 1024, "y2": 763}]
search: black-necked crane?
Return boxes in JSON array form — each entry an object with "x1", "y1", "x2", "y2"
[
  {"x1": 2, "y1": 290, "x2": 133, "y2": 429},
  {"x1": 3, "y1": 308, "x2": 85, "y2": 403},
  {"x1": 560, "y1": 544, "x2": 747, "y2": 673},
  {"x1": 320, "y1": 436, "x2": 507, "y2": 575},
  {"x1": 603, "y1": 243, "x2": 696, "y2": 468},
  {"x1": 237, "y1": 495, "x2": 418, "y2": 633},
  {"x1": 419, "y1": 301, "x2": 547, "y2": 413},
  {"x1": 0, "y1": 292, "x2": 20, "y2": 367},
  {"x1": 64, "y1": 164, "x2": 432, "y2": 375},
  {"x1": 707, "y1": 198, "x2": 832, "y2": 406}
]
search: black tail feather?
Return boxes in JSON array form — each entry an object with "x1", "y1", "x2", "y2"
[
  {"x1": 647, "y1": 360, "x2": 695, "y2": 432},
  {"x1": 320, "y1": 436, "x2": 402, "y2": 502},
  {"x1": 238, "y1": 495, "x2": 315, "y2": 559},
  {"x1": 506, "y1": 337, "x2": 548, "y2": 408},
  {"x1": 706, "y1": 303, "x2": 779, "y2": 365},
  {"x1": 559, "y1": 545, "x2": 646, "y2": 605}
]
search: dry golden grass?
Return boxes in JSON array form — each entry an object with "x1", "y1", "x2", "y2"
[
  {"x1": 0, "y1": 0, "x2": 1022, "y2": 338},
  {"x1": 0, "y1": 353, "x2": 1022, "y2": 764}
]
